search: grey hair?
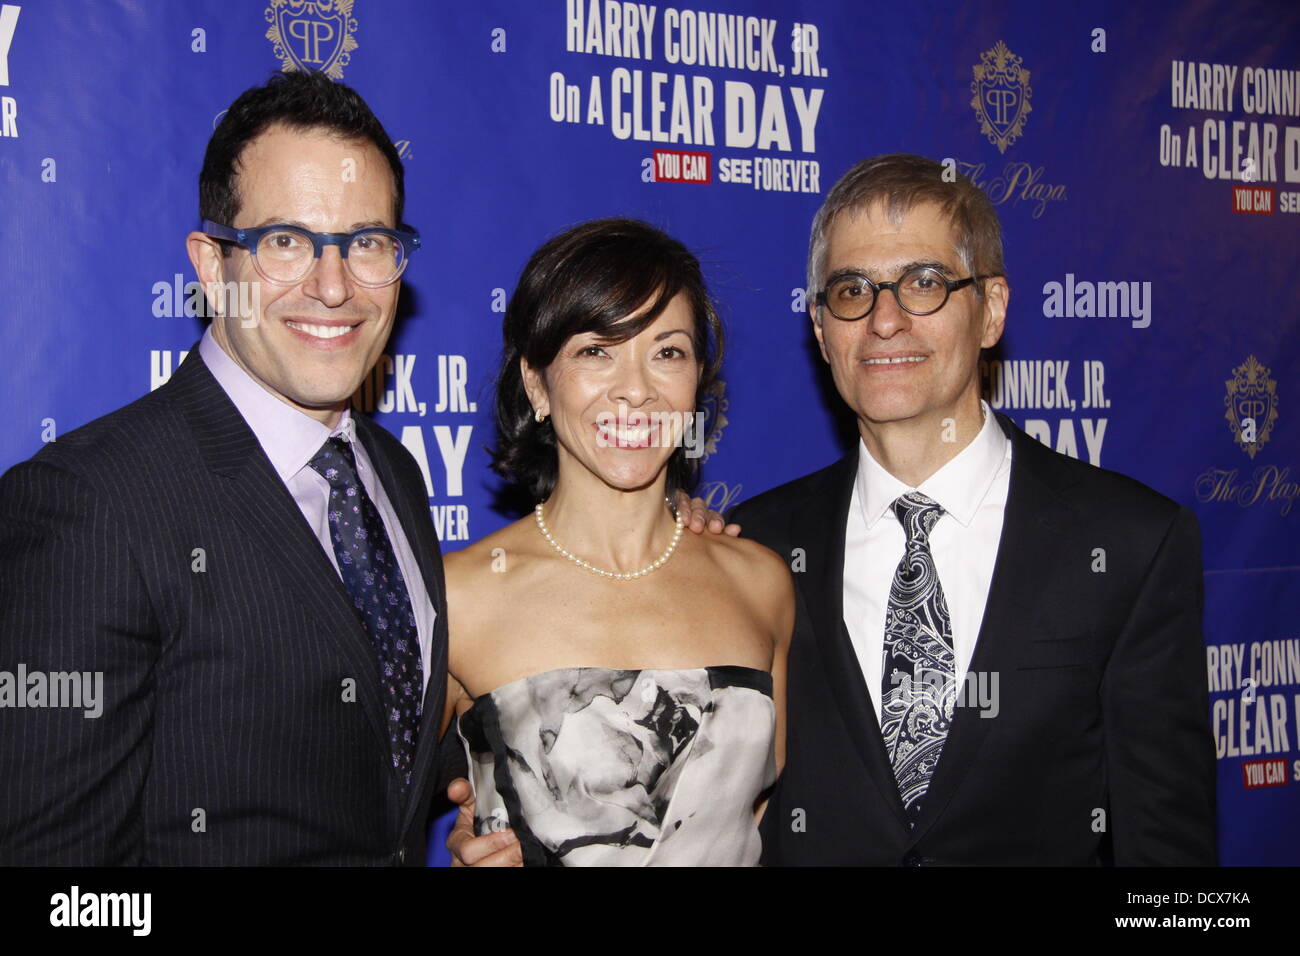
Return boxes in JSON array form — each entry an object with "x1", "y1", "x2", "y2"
[{"x1": 806, "y1": 153, "x2": 1005, "y2": 317}]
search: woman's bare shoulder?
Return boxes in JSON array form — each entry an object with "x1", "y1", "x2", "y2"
[
  {"x1": 699, "y1": 529, "x2": 789, "y2": 571},
  {"x1": 697, "y1": 532, "x2": 794, "y2": 612},
  {"x1": 443, "y1": 517, "x2": 537, "y2": 596}
]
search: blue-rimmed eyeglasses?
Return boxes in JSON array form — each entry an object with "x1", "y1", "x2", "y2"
[
  {"x1": 816, "y1": 266, "x2": 1000, "y2": 320},
  {"x1": 201, "y1": 220, "x2": 421, "y2": 288}
]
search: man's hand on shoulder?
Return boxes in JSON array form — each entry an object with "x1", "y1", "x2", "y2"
[{"x1": 673, "y1": 489, "x2": 741, "y2": 537}]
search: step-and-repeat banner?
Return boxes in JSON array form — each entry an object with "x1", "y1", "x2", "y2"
[{"x1": 1, "y1": 0, "x2": 1297, "y2": 865}]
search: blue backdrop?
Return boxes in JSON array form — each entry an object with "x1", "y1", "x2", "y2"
[{"x1": 1, "y1": 0, "x2": 1297, "y2": 865}]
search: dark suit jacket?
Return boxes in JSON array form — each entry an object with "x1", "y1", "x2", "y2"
[
  {"x1": 0, "y1": 346, "x2": 464, "y2": 864},
  {"x1": 734, "y1": 413, "x2": 1216, "y2": 865}
]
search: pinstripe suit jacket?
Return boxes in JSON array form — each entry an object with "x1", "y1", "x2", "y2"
[{"x1": 0, "y1": 346, "x2": 461, "y2": 865}]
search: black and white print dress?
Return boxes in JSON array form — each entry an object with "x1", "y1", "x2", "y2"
[{"x1": 458, "y1": 665, "x2": 776, "y2": 866}]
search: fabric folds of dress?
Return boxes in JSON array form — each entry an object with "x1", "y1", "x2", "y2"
[{"x1": 458, "y1": 665, "x2": 775, "y2": 866}]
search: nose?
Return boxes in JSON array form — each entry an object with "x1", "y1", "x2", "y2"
[
  {"x1": 609, "y1": 355, "x2": 657, "y2": 410},
  {"x1": 301, "y1": 245, "x2": 353, "y2": 308},
  {"x1": 865, "y1": 284, "x2": 913, "y2": 339}
]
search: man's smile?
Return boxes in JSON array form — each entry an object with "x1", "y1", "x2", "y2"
[
  {"x1": 860, "y1": 352, "x2": 929, "y2": 368},
  {"x1": 281, "y1": 316, "x2": 365, "y2": 348}
]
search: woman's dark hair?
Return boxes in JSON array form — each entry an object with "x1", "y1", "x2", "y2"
[
  {"x1": 493, "y1": 218, "x2": 725, "y2": 502},
  {"x1": 199, "y1": 69, "x2": 405, "y2": 228}
]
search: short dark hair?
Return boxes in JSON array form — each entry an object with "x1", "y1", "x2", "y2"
[
  {"x1": 493, "y1": 218, "x2": 725, "y2": 502},
  {"x1": 199, "y1": 70, "x2": 404, "y2": 228},
  {"x1": 808, "y1": 153, "x2": 1004, "y2": 307}
]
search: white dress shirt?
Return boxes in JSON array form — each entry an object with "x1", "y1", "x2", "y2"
[
  {"x1": 199, "y1": 327, "x2": 435, "y2": 692},
  {"x1": 843, "y1": 401, "x2": 1012, "y2": 725}
]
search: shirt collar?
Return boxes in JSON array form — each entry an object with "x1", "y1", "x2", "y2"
[
  {"x1": 198, "y1": 325, "x2": 354, "y2": 483},
  {"x1": 855, "y1": 400, "x2": 1008, "y2": 531}
]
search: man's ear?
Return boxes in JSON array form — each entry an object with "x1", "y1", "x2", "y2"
[
  {"x1": 186, "y1": 232, "x2": 225, "y2": 289},
  {"x1": 810, "y1": 304, "x2": 831, "y2": 364},
  {"x1": 520, "y1": 356, "x2": 548, "y2": 419},
  {"x1": 186, "y1": 232, "x2": 229, "y2": 316},
  {"x1": 979, "y1": 276, "x2": 1009, "y2": 349}
]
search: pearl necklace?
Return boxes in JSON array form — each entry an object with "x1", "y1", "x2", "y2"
[{"x1": 534, "y1": 498, "x2": 685, "y2": 580}]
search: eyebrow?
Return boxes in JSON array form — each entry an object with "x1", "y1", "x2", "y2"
[
  {"x1": 825, "y1": 259, "x2": 957, "y2": 283},
  {"x1": 581, "y1": 328, "x2": 692, "y2": 347},
  {"x1": 249, "y1": 218, "x2": 391, "y2": 232}
]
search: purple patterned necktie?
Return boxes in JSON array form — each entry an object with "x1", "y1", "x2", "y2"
[
  {"x1": 880, "y1": 491, "x2": 956, "y2": 826},
  {"x1": 309, "y1": 435, "x2": 422, "y2": 789}
]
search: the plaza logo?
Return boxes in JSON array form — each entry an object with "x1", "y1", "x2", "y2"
[
  {"x1": 265, "y1": 0, "x2": 358, "y2": 79},
  {"x1": 698, "y1": 378, "x2": 729, "y2": 463},
  {"x1": 971, "y1": 40, "x2": 1032, "y2": 154},
  {"x1": 695, "y1": 479, "x2": 743, "y2": 516},
  {"x1": 1225, "y1": 354, "x2": 1278, "y2": 459}
]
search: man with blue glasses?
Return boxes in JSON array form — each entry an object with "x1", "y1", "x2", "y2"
[{"x1": 0, "y1": 70, "x2": 463, "y2": 865}]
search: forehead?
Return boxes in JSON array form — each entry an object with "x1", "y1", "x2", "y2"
[
  {"x1": 824, "y1": 200, "x2": 962, "y2": 273},
  {"x1": 233, "y1": 124, "x2": 395, "y2": 225},
  {"x1": 574, "y1": 289, "x2": 697, "y2": 342}
]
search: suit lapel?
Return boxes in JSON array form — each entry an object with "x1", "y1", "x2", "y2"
[
  {"x1": 905, "y1": 415, "x2": 1079, "y2": 845},
  {"x1": 168, "y1": 348, "x2": 392, "y2": 758},
  {"x1": 795, "y1": 454, "x2": 911, "y2": 830}
]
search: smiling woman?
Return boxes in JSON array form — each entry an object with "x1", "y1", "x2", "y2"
[
  {"x1": 492, "y1": 217, "x2": 723, "y2": 502},
  {"x1": 440, "y1": 218, "x2": 795, "y2": 867}
]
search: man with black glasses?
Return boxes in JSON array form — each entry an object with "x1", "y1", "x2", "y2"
[
  {"x1": 716, "y1": 153, "x2": 1217, "y2": 865},
  {"x1": 0, "y1": 71, "x2": 463, "y2": 865}
]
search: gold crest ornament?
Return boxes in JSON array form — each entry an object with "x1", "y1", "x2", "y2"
[
  {"x1": 971, "y1": 41, "x2": 1033, "y2": 154},
  {"x1": 266, "y1": 0, "x2": 358, "y2": 80},
  {"x1": 1224, "y1": 355, "x2": 1279, "y2": 459}
]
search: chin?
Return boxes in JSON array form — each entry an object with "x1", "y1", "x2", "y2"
[
  {"x1": 285, "y1": 382, "x2": 358, "y2": 411},
  {"x1": 591, "y1": 460, "x2": 669, "y2": 493},
  {"x1": 605, "y1": 472, "x2": 665, "y2": 492},
  {"x1": 296, "y1": 365, "x2": 368, "y2": 394},
  {"x1": 854, "y1": 396, "x2": 930, "y2": 425}
]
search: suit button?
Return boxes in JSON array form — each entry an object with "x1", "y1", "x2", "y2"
[{"x1": 902, "y1": 852, "x2": 922, "y2": 866}]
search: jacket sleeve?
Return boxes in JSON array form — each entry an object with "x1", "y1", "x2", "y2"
[
  {"x1": 1101, "y1": 505, "x2": 1217, "y2": 865},
  {"x1": 433, "y1": 714, "x2": 469, "y2": 795},
  {"x1": 0, "y1": 458, "x2": 160, "y2": 865}
]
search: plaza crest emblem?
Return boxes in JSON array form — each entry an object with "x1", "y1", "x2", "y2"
[
  {"x1": 1224, "y1": 355, "x2": 1279, "y2": 460},
  {"x1": 970, "y1": 41, "x2": 1032, "y2": 154},
  {"x1": 265, "y1": 0, "x2": 358, "y2": 80},
  {"x1": 698, "y1": 379, "x2": 729, "y2": 463}
]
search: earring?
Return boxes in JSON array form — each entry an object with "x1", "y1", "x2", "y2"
[{"x1": 535, "y1": 409, "x2": 547, "y2": 423}]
